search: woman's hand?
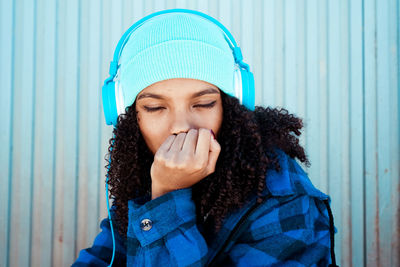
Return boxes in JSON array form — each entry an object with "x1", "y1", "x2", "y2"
[{"x1": 150, "y1": 128, "x2": 221, "y2": 199}]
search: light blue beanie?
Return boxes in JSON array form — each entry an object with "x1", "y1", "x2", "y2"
[{"x1": 117, "y1": 13, "x2": 235, "y2": 110}]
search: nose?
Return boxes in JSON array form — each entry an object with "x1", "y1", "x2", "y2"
[{"x1": 170, "y1": 111, "x2": 194, "y2": 135}]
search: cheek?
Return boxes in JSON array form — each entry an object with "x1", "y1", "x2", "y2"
[
  {"x1": 190, "y1": 105, "x2": 223, "y2": 136},
  {"x1": 213, "y1": 115, "x2": 223, "y2": 136},
  {"x1": 198, "y1": 113, "x2": 221, "y2": 130},
  {"x1": 202, "y1": 106, "x2": 223, "y2": 135},
  {"x1": 137, "y1": 114, "x2": 169, "y2": 153}
]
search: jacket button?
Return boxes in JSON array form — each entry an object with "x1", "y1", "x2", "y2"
[{"x1": 140, "y1": 219, "x2": 152, "y2": 231}]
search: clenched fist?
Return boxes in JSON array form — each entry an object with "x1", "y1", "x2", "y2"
[{"x1": 150, "y1": 128, "x2": 221, "y2": 199}]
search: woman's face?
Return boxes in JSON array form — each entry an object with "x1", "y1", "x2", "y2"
[{"x1": 135, "y1": 78, "x2": 223, "y2": 154}]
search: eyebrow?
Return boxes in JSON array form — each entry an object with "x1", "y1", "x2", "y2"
[{"x1": 137, "y1": 88, "x2": 220, "y2": 100}]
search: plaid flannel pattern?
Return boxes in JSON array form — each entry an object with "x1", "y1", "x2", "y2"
[{"x1": 72, "y1": 150, "x2": 336, "y2": 266}]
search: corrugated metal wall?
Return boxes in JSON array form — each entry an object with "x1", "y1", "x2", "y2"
[{"x1": 1, "y1": 0, "x2": 399, "y2": 266}]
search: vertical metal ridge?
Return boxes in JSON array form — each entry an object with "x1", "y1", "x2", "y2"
[
  {"x1": 397, "y1": 7, "x2": 400, "y2": 265},
  {"x1": 346, "y1": 0, "x2": 353, "y2": 264},
  {"x1": 28, "y1": 0, "x2": 38, "y2": 265},
  {"x1": 304, "y1": 0, "x2": 308, "y2": 133},
  {"x1": 396, "y1": 12, "x2": 400, "y2": 260},
  {"x1": 6, "y1": 1, "x2": 17, "y2": 267},
  {"x1": 259, "y1": 0, "x2": 264, "y2": 107},
  {"x1": 347, "y1": 4, "x2": 353, "y2": 261},
  {"x1": 325, "y1": 0, "x2": 330, "y2": 195},
  {"x1": 373, "y1": 0, "x2": 380, "y2": 263},
  {"x1": 97, "y1": 0, "x2": 104, "y2": 234},
  {"x1": 74, "y1": 0, "x2": 82, "y2": 259},
  {"x1": 282, "y1": 0, "x2": 286, "y2": 107},
  {"x1": 50, "y1": 0, "x2": 60, "y2": 265},
  {"x1": 361, "y1": 0, "x2": 366, "y2": 265}
]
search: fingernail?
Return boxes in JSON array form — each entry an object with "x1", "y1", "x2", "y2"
[{"x1": 210, "y1": 129, "x2": 216, "y2": 139}]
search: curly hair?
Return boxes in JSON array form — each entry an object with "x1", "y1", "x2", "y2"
[{"x1": 106, "y1": 90, "x2": 310, "y2": 238}]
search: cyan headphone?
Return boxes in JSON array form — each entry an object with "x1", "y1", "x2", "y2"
[
  {"x1": 102, "y1": 8, "x2": 255, "y2": 127},
  {"x1": 102, "y1": 8, "x2": 255, "y2": 266}
]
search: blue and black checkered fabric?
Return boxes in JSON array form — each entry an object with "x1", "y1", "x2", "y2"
[{"x1": 72, "y1": 150, "x2": 337, "y2": 266}]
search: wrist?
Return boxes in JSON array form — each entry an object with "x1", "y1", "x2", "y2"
[{"x1": 151, "y1": 183, "x2": 172, "y2": 200}]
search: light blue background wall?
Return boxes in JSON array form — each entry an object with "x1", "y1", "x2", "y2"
[{"x1": 0, "y1": 0, "x2": 399, "y2": 266}]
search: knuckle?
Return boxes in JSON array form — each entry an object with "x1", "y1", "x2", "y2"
[
  {"x1": 201, "y1": 160, "x2": 208, "y2": 169},
  {"x1": 154, "y1": 153, "x2": 164, "y2": 162},
  {"x1": 177, "y1": 164, "x2": 187, "y2": 170},
  {"x1": 207, "y1": 165, "x2": 216, "y2": 174},
  {"x1": 193, "y1": 160, "x2": 206, "y2": 171},
  {"x1": 166, "y1": 159, "x2": 185, "y2": 170},
  {"x1": 193, "y1": 163, "x2": 202, "y2": 171},
  {"x1": 164, "y1": 159, "x2": 175, "y2": 168}
]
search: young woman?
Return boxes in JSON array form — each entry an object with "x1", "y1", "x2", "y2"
[{"x1": 73, "y1": 9, "x2": 337, "y2": 267}]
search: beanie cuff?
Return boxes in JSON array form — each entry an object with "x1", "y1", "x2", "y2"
[{"x1": 119, "y1": 40, "x2": 235, "y2": 109}]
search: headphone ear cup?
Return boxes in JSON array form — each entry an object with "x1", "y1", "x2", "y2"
[
  {"x1": 102, "y1": 78, "x2": 119, "y2": 126},
  {"x1": 233, "y1": 67, "x2": 243, "y2": 104},
  {"x1": 239, "y1": 68, "x2": 255, "y2": 111}
]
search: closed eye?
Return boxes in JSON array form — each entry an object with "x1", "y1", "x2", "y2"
[
  {"x1": 143, "y1": 101, "x2": 216, "y2": 112},
  {"x1": 143, "y1": 106, "x2": 165, "y2": 112},
  {"x1": 194, "y1": 101, "x2": 216, "y2": 108}
]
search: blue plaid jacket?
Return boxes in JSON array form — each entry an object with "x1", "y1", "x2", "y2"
[{"x1": 72, "y1": 150, "x2": 337, "y2": 266}]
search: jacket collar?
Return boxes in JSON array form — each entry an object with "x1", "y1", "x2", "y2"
[{"x1": 263, "y1": 149, "x2": 329, "y2": 200}]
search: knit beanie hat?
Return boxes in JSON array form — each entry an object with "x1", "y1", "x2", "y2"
[{"x1": 116, "y1": 12, "x2": 235, "y2": 111}]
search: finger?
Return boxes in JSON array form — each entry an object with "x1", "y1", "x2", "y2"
[
  {"x1": 169, "y1": 132, "x2": 187, "y2": 152},
  {"x1": 206, "y1": 133, "x2": 221, "y2": 174},
  {"x1": 157, "y1": 134, "x2": 177, "y2": 155},
  {"x1": 194, "y1": 128, "x2": 211, "y2": 163},
  {"x1": 181, "y1": 129, "x2": 198, "y2": 154}
]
